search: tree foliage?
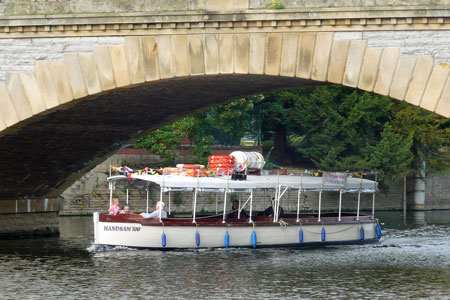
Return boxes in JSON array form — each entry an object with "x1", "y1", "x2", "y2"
[{"x1": 136, "y1": 85, "x2": 450, "y2": 181}]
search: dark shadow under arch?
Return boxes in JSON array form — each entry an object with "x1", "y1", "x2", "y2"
[{"x1": 0, "y1": 74, "x2": 323, "y2": 198}]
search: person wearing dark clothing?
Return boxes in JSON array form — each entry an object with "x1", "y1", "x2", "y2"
[
  {"x1": 228, "y1": 200, "x2": 249, "y2": 219},
  {"x1": 263, "y1": 199, "x2": 284, "y2": 218}
]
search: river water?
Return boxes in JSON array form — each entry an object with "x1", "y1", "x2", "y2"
[{"x1": 0, "y1": 211, "x2": 449, "y2": 300}]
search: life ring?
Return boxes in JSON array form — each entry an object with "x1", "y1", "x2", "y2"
[
  {"x1": 208, "y1": 159, "x2": 235, "y2": 164},
  {"x1": 208, "y1": 163, "x2": 234, "y2": 168},
  {"x1": 176, "y1": 164, "x2": 205, "y2": 169},
  {"x1": 209, "y1": 155, "x2": 232, "y2": 160}
]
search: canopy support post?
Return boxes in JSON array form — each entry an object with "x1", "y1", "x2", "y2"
[
  {"x1": 126, "y1": 189, "x2": 129, "y2": 205},
  {"x1": 357, "y1": 172, "x2": 363, "y2": 221},
  {"x1": 372, "y1": 173, "x2": 377, "y2": 219},
  {"x1": 159, "y1": 186, "x2": 163, "y2": 222},
  {"x1": 222, "y1": 191, "x2": 228, "y2": 223},
  {"x1": 192, "y1": 188, "x2": 198, "y2": 223},
  {"x1": 249, "y1": 189, "x2": 253, "y2": 223},
  {"x1": 238, "y1": 193, "x2": 241, "y2": 219},
  {"x1": 318, "y1": 189, "x2": 322, "y2": 222},
  {"x1": 338, "y1": 189, "x2": 343, "y2": 222},
  {"x1": 109, "y1": 182, "x2": 113, "y2": 208},
  {"x1": 146, "y1": 189, "x2": 149, "y2": 214},
  {"x1": 296, "y1": 172, "x2": 304, "y2": 223},
  {"x1": 168, "y1": 191, "x2": 171, "y2": 215}
]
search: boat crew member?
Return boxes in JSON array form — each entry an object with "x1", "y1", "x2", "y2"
[
  {"x1": 140, "y1": 201, "x2": 167, "y2": 219},
  {"x1": 228, "y1": 200, "x2": 249, "y2": 219}
]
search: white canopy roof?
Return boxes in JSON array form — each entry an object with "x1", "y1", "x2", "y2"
[{"x1": 108, "y1": 174, "x2": 377, "y2": 193}]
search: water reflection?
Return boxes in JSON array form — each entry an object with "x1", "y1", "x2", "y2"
[{"x1": 0, "y1": 211, "x2": 449, "y2": 299}]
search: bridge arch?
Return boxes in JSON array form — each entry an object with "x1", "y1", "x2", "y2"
[{"x1": 1, "y1": 31, "x2": 450, "y2": 134}]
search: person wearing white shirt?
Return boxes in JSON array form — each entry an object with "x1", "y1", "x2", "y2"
[{"x1": 140, "y1": 201, "x2": 167, "y2": 219}]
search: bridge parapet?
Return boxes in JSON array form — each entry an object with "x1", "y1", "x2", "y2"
[{"x1": 1, "y1": 0, "x2": 450, "y2": 16}]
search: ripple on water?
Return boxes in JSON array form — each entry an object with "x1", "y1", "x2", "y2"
[{"x1": 0, "y1": 213, "x2": 449, "y2": 299}]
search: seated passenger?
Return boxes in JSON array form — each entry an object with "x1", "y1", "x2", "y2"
[
  {"x1": 119, "y1": 205, "x2": 132, "y2": 214},
  {"x1": 228, "y1": 200, "x2": 249, "y2": 219},
  {"x1": 263, "y1": 199, "x2": 284, "y2": 218},
  {"x1": 140, "y1": 201, "x2": 167, "y2": 219},
  {"x1": 109, "y1": 198, "x2": 121, "y2": 215}
]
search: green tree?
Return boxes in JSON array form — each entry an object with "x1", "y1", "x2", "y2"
[
  {"x1": 391, "y1": 102, "x2": 450, "y2": 174},
  {"x1": 135, "y1": 116, "x2": 213, "y2": 166}
]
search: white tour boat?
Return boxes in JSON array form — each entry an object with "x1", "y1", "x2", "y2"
[{"x1": 93, "y1": 170, "x2": 382, "y2": 249}]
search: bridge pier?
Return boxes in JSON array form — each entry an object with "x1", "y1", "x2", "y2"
[{"x1": 0, "y1": 199, "x2": 60, "y2": 239}]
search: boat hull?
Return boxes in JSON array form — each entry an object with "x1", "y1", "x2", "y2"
[{"x1": 93, "y1": 213, "x2": 380, "y2": 249}]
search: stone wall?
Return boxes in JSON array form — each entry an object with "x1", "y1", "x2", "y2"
[
  {"x1": 335, "y1": 31, "x2": 450, "y2": 65},
  {"x1": 0, "y1": 211, "x2": 59, "y2": 238},
  {"x1": 2, "y1": 30, "x2": 450, "y2": 82},
  {"x1": 0, "y1": 36, "x2": 124, "y2": 82},
  {"x1": 0, "y1": 0, "x2": 449, "y2": 16}
]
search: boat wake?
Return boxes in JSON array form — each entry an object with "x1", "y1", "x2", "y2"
[{"x1": 86, "y1": 242, "x2": 137, "y2": 253}]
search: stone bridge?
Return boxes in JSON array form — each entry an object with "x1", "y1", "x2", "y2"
[{"x1": 1, "y1": 0, "x2": 450, "y2": 235}]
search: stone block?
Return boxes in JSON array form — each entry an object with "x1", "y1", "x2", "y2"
[
  {"x1": 140, "y1": 36, "x2": 161, "y2": 81},
  {"x1": 94, "y1": 45, "x2": 117, "y2": 91},
  {"x1": 421, "y1": 64, "x2": 450, "y2": 112},
  {"x1": 327, "y1": 40, "x2": 350, "y2": 84},
  {"x1": 0, "y1": 83, "x2": 19, "y2": 127},
  {"x1": 7, "y1": 73, "x2": 33, "y2": 121},
  {"x1": 109, "y1": 45, "x2": 131, "y2": 87},
  {"x1": 265, "y1": 33, "x2": 282, "y2": 76},
  {"x1": 64, "y1": 53, "x2": 88, "y2": 99},
  {"x1": 48, "y1": 61, "x2": 74, "y2": 104},
  {"x1": 219, "y1": 34, "x2": 234, "y2": 74},
  {"x1": 172, "y1": 35, "x2": 189, "y2": 77},
  {"x1": 79, "y1": 53, "x2": 102, "y2": 95},
  {"x1": 188, "y1": 35, "x2": 206, "y2": 75},
  {"x1": 156, "y1": 35, "x2": 174, "y2": 79},
  {"x1": 311, "y1": 32, "x2": 333, "y2": 82},
  {"x1": 389, "y1": 55, "x2": 416, "y2": 101},
  {"x1": 280, "y1": 33, "x2": 299, "y2": 77},
  {"x1": 296, "y1": 33, "x2": 317, "y2": 79},
  {"x1": 405, "y1": 55, "x2": 434, "y2": 106},
  {"x1": 249, "y1": 33, "x2": 266, "y2": 75},
  {"x1": 234, "y1": 34, "x2": 249, "y2": 74},
  {"x1": 435, "y1": 76, "x2": 450, "y2": 118},
  {"x1": 343, "y1": 40, "x2": 366, "y2": 88},
  {"x1": 125, "y1": 37, "x2": 145, "y2": 84},
  {"x1": 19, "y1": 72, "x2": 47, "y2": 115},
  {"x1": 205, "y1": 0, "x2": 248, "y2": 10},
  {"x1": 373, "y1": 47, "x2": 400, "y2": 96},
  {"x1": 358, "y1": 47, "x2": 383, "y2": 92},
  {"x1": 34, "y1": 61, "x2": 60, "y2": 110},
  {"x1": 204, "y1": 34, "x2": 219, "y2": 75}
]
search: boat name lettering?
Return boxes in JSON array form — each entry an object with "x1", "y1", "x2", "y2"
[
  {"x1": 322, "y1": 172, "x2": 348, "y2": 187},
  {"x1": 103, "y1": 225, "x2": 141, "y2": 232}
]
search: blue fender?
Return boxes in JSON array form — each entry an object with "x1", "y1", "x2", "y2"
[
  {"x1": 299, "y1": 228, "x2": 304, "y2": 243},
  {"x1": 162, "y1": 232, "x2": 166, "y2": 248},
  {"x1": 360, "y1": 226, "x2": 365, "y2": 241},
  {"x1": 251, "y1": 231, "x2": 257, "y2": 248},
  {"x1": 225, "y1": 231, "x2": 230, "y2": 248},
  {"x1": 321, "y1": 227, "x2": 326, "y2": 242},
  {"x1": 195, "y1": 231, "x2": 200, "y2": 247},
  {"x1": 376, "y1": 224, "x2": 382, "y2": 239}
]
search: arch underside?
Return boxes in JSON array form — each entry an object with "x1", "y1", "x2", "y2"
[
  {"x1": 1, "y1": 31, "x2": 450, "y2": 198},
  {"x1": 0, "y1": 74, "x2": 320, "y2": 198}
]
